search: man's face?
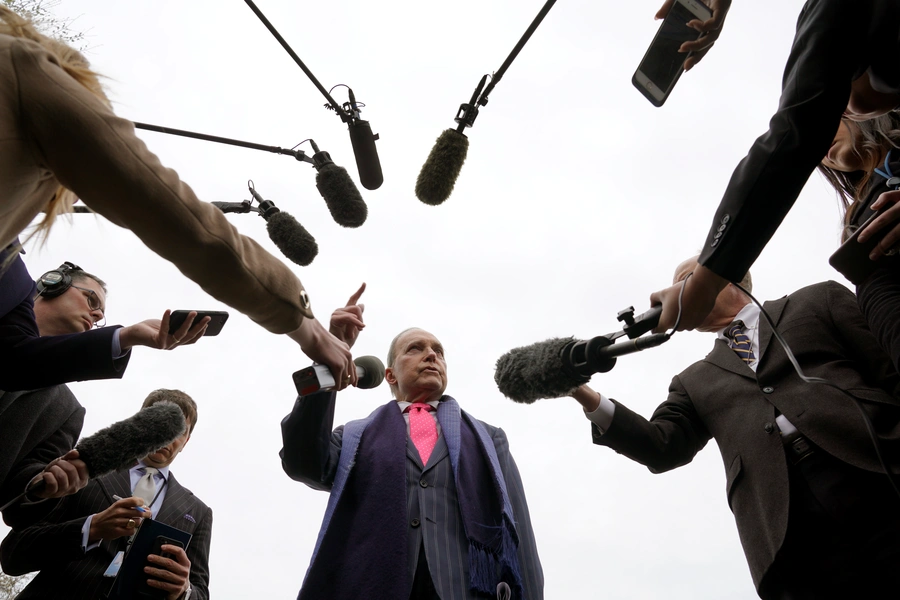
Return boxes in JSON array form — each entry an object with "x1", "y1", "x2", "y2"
[
  {"x1": 34, "y1": 278, "x2": 106, "y2": 336},
  {"x1": 385, "y1": 329, "x2": 448, "y2": 402},
  {"x1": 143, "y1": 417, "x2": 192, "y2": 469}
]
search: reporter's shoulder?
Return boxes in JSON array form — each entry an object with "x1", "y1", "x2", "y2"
[{"x1": 788, "y1": 280, "x2": 854, "y2": 304}]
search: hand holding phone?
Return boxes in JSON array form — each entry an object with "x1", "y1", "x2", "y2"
[
  {"x1": 167, "y1": 310, "x2": 229, "y2": 337},
  {"x1": 634, "y1": 0, "x2": 713, "y2": 106}
]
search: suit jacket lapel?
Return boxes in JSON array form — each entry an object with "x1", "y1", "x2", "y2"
[
  {"x1": 154, "y1": 472, "x2": 187, "y2": 526},
  {"x1": 98, "y1": 470, "x2": 132, "y2": 505},
  {"x1": 758, "y1": 296, "x2": 788, "y2": 366},
  {"x1": 422, "y1": 435, "x2": 448, "y2": 473},
  {"x1": 704, "y1": 338, "x2": 757, "y2": 380}
]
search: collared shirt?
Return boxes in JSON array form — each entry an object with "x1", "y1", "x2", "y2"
[{"x1": 586, "y1": 301, "x2": 797, "y2": 436}]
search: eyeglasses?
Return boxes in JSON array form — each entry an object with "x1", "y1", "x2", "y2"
[{"x1": 71, "y1": 285, "x2": 106, "y2": 327}]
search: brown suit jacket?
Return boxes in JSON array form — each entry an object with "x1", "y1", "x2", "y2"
[
  {"x1": 0, "y1": 33, "x2": 313, "y2": 332},
  {"x1": 593, "y1": 281, "x2": 900, "y2": 589}
]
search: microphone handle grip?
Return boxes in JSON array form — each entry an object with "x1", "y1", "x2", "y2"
[
  {"x1": 292, "y1": 364, "x2": 366, "y2": 396},
  {"x1": 595, "y1": 333, "x2": 670, "y2": 361},
  {"x1": 348, "y1": 120, "x2": 383, "y2": 190}
]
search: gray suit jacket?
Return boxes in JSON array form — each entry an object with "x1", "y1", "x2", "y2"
[
  {"x1": 593, "y1": 281, "x2": 900, "y2": 589},
  {"x1": 0, "y1": 468, "x2": 213, "y2": 599},
  {"x1": 281, "y1": 394, "x2": 544, "y2": 600},
  {"x1": 0, "y1": 386, "x2": 84, "y2": 530}
]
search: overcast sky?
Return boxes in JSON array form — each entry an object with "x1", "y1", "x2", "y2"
[{"x1": 2, "y1": 0, "x2": 850, "y2": 597}]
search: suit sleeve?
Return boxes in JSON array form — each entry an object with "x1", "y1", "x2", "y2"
[
  {"x1": 11, "y1": 38, "x2": 314, "y2": 334},
  {"x1": 279, "y1": 392, "x2": 343, "y2": 491},
  {"x1": 186, "y1": 507, "x2": 212, "y2": 600},
  {"x1": 824, "y1": 281, "x2": 900, "y2": 396},
  {"x1": 493, "y1": 428, "x2": 544, "y2": 600},
  {"x1": 698, "y1": 1, "x2": 870, "y2": 281},
  {"x1": 0, "y1": 502, "x2": 90, "y2": 575},
  {"x1": 592, "y1": 377, "x2": 712, "y2": 474},
  {"x1": 1, "y1": 401, "x2": 85, "y2": 530}
]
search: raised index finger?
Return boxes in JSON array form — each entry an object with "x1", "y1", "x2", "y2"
[{"x1": 346, "y1": 282, "x2": 366, "y2": 306}]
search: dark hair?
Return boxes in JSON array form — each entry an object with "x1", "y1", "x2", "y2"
[
  {"x1": 817, "y1": 114, "x2": 900, "y2": 240},
  {"x1": 142, "y1": 389, "x2": 198, "y2": 433},
  {"x1": 71, "y1": 269, "x2": 108, "y2": 295}
]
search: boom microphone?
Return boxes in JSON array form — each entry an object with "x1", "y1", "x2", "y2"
[
  {"x1": 495, "y1": 331, "x2": 670, "y2": 404},
  {"x1": 347, "y1": 89, "x2": 383, "y2": 190},
  {"x1": 292, "y1": 355, "x2": 385, "y2": 396},
  {"x1": 312, "y1": 148, "x2": 368, "y2": 227},
  {"x1": 1, "y1": 402, "x2": 186, "y2": 509},
  {"x1": 415, "y1": 129, "x2": 469, "y2": 206}
]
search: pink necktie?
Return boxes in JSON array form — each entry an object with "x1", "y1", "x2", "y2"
[{"x1": 406, "y1": 403, "x2": 438, "y2": 464}]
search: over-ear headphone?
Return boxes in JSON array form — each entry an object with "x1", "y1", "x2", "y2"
[{"x1": 36, "y1": 262, "x2": 83, "y2": 299}]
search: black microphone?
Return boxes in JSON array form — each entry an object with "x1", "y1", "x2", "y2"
[
  {"x1": 292, "y1": 355, "x2": 385, "y2": 396},
  {"x1": 347, "y1": 89, "x2": 383, "y2": 190},
  {"x1": 0, "y1": 402, "x2": 186, "y2": 509},
  {"x1": 495, "y1": 332, "x2": 670, "y2": 404},
  {"x1": 312, "y1": 148, "x2": 368, "y2": 228},
  {"x1": 415, "y1": 129, "x2": 469, "y2": 206}
]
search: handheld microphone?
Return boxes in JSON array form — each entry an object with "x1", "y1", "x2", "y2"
[
  {"x1": 495, "y1": 306, "x2": 669, "y2": 404},
  {"x1": 346, "y1": 89, "x2": 383, "y2": 190},
  {"x1": 1, "y1": 402, "x2": 186, "y2": 510},
  {"x1": 292, "y1": 355, "x2": 385, "y2": 396},
  {"x1": 311, "y1": 148, "x2": 368, "y2": 228}
]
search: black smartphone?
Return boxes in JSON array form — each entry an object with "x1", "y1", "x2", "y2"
[
  {"x1": 632, "y1": 0, "x2": 712, "y2": 107},
  {"x1": 829, "y1": 209, "x2": 888, "y2": 285},
  {"x1": 137, "y1": 536, "x2": 185, "y2": 599},
  {"x1": 167, "y1": 310, "x2": 229, "y2": 336}
]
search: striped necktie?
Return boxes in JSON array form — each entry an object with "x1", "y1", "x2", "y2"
[{"x1": 725, "y1": 320, "x2": 755, "y2": 364}]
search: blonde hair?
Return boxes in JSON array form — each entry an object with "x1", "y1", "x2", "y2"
[{"x1": 0, "y1": 5, "x2": 109, "y2": 241}]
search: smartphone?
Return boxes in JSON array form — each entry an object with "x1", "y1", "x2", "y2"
[
  {"x1": 829, "y1": 209, "x2": 888, "y2": 285},
  {"x1": 632, "y1": 0, "x2": 712, "y2": 107},
  {"x1": 167, "y1": 310, "x2": 229, "y2": 336},
  {"x1": 137, "y1": 536, "x2": 185, "y2": 598}
]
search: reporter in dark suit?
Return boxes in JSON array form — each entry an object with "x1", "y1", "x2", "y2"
[
  {"x1": 650, "y1": 0, "x2": 900, "y2": 332},
  {"x1": 0, "y1": 390, "x2": 212, "y2": 600},
  {"x1": 281, "y1": 286, "x2": 543, "y2": 600},
  {"x1": 0, "y1": 256, "x2": 208, "y2": 392},
  {"x1": 573, "y1": 257, "x2": 900, "y2": 598}
]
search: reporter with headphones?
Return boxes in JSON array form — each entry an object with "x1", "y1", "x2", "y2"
[{"x1": 0, "y1": 259, "x2": 208, "y2": 391}]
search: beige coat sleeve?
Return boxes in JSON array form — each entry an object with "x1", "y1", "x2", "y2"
[{"x1": 9, "y1": 37, "x2": 314, "y2": 333}]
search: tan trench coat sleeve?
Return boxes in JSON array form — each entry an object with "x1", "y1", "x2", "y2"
[{"x1": 1, "y1": 36, "x2": 314, "y2": 333}]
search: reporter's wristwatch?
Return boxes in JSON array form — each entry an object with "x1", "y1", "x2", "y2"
[{"x1": 179, "y1": 583, "x2": 192, "y2": 600}]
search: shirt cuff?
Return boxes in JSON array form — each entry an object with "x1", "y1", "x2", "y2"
[
  {"x1": 111, "y1": 328, "x2": 129, "y2": 359},
  {"x1": 81, "y1": 515, "x2": 101, "y2": 552},
  {"x1": 584, "y1": 394, "x2": 615, "y2": 434}
]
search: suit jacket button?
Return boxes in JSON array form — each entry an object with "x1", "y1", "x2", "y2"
[
  {"x1": 711, "y1": 239, "x2": 720, "y2": 247},
  {"x1": 762, "y1": 386, "x2": 774, "y2": 394},
  {"x1": 764, "y1": 422, "x2": 775, "y2": 434},
  {"x1": 419, "y1": 479, "x2": 428, "y2": 488},
  {"x1": 722, "y1": 214, "x2": 730, "y2": 224},
  {"x1": 411, "y1": 518, "x2": 420, "y2": 528},
  {"x1": 717, "y1": 224, "x2": 727, "y2": 232}
]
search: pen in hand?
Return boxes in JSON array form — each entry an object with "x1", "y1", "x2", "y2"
[{"x1": 112, "y1": 494, "x2": 150, "y2": 513}]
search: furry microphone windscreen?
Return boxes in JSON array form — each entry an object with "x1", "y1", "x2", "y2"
[
  {"x1": 76, "y1": 402, "x2": 186, "y2": 478},
  {"x1": 494, "y1": 337, "x2": 591, "y2": 404},
  {"x1": 355, "y1": 355, "x2": 386, "y2": 389},
  {"x1": 266, "y1": 211, "x2": 319, "y2": 267},
  {"x1": 315, "y1": 164, "x2": 368, "y2": 228},
  {"x1": 415, "y1": 129, "x2": 469, "y2": 206}
]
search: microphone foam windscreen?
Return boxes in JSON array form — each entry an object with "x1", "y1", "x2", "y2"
[
  {"x1": 76, "y1": 402, "x2": 186, "y2": 478},
  {"x1": 494, "y1": 337, "x2": 591, "y2": 404},
  {"x1": 355, "y1": 355, "x2": 386, "y2": 389},
  {"x1": 315, "y1": 164, "x2": 368, "y2": 228},
  {"x1": 266, "y1": 211, "x2": 319, "y2": 267},
  {"x1": 415, "y1": 129, "x2": 469, "y2": 206}
]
